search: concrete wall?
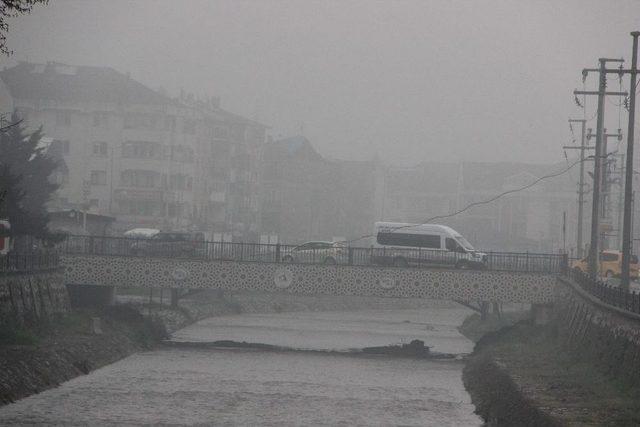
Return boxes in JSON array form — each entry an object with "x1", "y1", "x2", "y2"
[
  {"x1": 0, "y1": 270, "x2": 70, "y2": 326},
  {"x1": 556, "y1": 278, "x2": 640, "y2": 388}
]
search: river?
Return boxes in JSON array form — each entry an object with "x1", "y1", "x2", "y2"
[{"x1": 0, "y1": 306, "x2": 481, "y2": 426}]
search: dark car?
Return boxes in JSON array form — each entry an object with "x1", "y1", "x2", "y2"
[{"x1": 131, "y1": 232, "x2": 205, "y2": 257}]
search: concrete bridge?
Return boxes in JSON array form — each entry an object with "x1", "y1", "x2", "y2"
[{"x1": 60, "y1": 236, "x2": 566, "y2": 305}]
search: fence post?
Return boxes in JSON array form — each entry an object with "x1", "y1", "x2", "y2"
[
  {"x1": 561, "y1": 253, "x2": 568, "y2": 275},
  {"x1": 275, "y1": 243, "x2": 281, "y2": 263},
  {"x1": 348, "y1": 247, "x2": 353, "y2": 266}
]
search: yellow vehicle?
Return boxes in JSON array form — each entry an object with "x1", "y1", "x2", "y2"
[{"x1": 572, "y1": 250, "x2": 639, "y2": 279}]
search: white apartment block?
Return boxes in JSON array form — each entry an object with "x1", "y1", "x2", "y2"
[{"x1": 1, "y1": 62, "x2": 266, "y2": 239}]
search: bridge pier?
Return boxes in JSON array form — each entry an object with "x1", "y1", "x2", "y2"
[
  {"x1": 66, "y1": 284, "x2": 115, "y2": 308},
  {"x1": 531, "y1": 303, "x2": 554, "y2": 325}
]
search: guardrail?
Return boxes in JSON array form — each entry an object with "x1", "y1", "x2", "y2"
[
  {"x1": 59, "y1": 235, "x2": 568, "y2": 274},
  {"x1": 568, "y1": 269, "x2": 640, "y2": 315},
  {"x1": 0, "y1": 251, "x2": 60, "y2": 273}
]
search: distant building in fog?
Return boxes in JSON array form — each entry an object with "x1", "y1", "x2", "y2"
[
  {"x1": 375, "y1": 161, "x2": 579, "y2": 253},
  {"x1": 259, "y1": 136, "x2": 376, "y2": 244},
  {"x1": 0, "y1": 62, "x2": 266, "y2": 239}
]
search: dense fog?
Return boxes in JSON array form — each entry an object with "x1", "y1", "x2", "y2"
[{"x1": 3, "y1": 0, "x2": 639, "y2": 164}]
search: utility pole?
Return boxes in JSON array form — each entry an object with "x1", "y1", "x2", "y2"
[
  {"x1": 566, "y1": 119, "x2": 589, "y2": 257},
  {"x1": 621, "y1": 32, "x2": 640, "y2": 290},
  {"x1": 574, "y1": 57, "x2": 627, "y2": 278},
  {"x1": 600, "y1": 129, "x2": 623, "y2": 216},
  {"x1": 562, "y1": 210, "x2": 567, "y2": 253},
  {"x1": 616, "y1": 153, "x2": 625, "y2": 249},
  {"x1": 587, "y1": 128, "x2": 624, "y2": 249}
]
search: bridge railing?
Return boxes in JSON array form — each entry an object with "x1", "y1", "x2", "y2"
[
  {"x1": 568, "y1": 268, "x2": 640, "y2": 315},
  {"x1": 0, "y1": 251, "x2": 60, "y2": 273},
  {"x1": 59, "y1": 235, "x2": 567, "y2": 274}
]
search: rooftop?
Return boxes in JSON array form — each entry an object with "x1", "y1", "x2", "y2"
[{"x1": 0, "y1": 61, "x2": 175, "y2": 105}]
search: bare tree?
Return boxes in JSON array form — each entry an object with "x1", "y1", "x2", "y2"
[{"x1": 0, "y1": 0, "x2": 48, "y2": 56}]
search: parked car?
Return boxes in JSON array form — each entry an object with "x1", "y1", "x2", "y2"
[
  {"x1": 123, "y1": 228, "x2": 160, "y2": 239},
  {"x1": 281, "y1": 241, "x2": 346, "y2": 264},
  {"x1": 571, "y1": 250, "x2": 639, "y2": 279},
  {"x1": 130, "y1": 231, "x2": 205, "y2": 257}
]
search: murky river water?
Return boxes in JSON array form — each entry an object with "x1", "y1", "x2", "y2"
[{"x1": 0, "y1": 307, "x2": 481, "y2": 426}]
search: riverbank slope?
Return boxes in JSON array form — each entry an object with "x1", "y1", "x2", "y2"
[
  {"x1": 460, "y1": 313, "x2": 640, "y2": 426},
  {"x1": 0, "y1": 306, "x2": 165, "y2": 405}
]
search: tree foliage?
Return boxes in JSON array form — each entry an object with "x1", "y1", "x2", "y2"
[
  {"x1": 0, "y1": 0, "x2": 48, "y2": 56},
  {"x1": 0, "y1": 112, "x2": 59, "y2": 239}
]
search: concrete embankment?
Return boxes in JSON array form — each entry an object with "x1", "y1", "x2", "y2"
[
  {"x1": 0, "y1": 306, "x2": 166, "y2": 405},
  {"x1": 460, "y1": 305, "x2": 640, "y2": 426}
]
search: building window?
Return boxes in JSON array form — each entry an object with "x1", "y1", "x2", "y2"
[
  {"x1": 52, "y1": 169, "x2": 69, "y2": 185},
  {"x1": 170, "y1": 145, "x2": 194, "y2": 162},
  {"x1": 90, "y1": 170, "x2": 107, "y2": 186},
  {"x1": 164, "y1": 115, "x2": 176, "y2": 131},
  {"x1": 92, "y1": 112, "x2": 108, "y2": 127},
  {"x1": 167, "y1": 202, "x2": 185, "y2": 217},
  {"x1": 183, "y1": 119, "x2": 196, "y2": 135},
  {"x1": 213, "y1": 126, "x2": 228, "y2": 139},
  {"x1": 121, "y1": 141, "x2": 160, "y2": 159},
  {"x1": 118, "y1": 200, "x2": 158, "y2": 216},
  {"x1": 92, "y1": 141, "x2": 109, "y2": 157},
  {"x1": 123, "y1": 113, "x2": 158, "y2": 130},
  {"x1": 167, "y1": 174, "x2": 192, "y2": 191},
  {"x1": 51, "y1": 139, "x2": 70, "y2": 155},
  {"x1": 120, "y1": 169, "x2": 157, "y2": 188},
  {"x1": 55, "y1": 110, "x2": 71, "y2": 127}
]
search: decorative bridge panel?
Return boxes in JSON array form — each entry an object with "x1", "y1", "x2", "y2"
[{"x1": 62, "y1": 255, "x2": 557, "y2": 303}]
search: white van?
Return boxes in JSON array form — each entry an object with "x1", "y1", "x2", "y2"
[{"x1": 371, "y1": 222, "x2": 487, "y2": 269}]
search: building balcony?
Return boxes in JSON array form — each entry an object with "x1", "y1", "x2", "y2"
[{"x1": 114, "y1": 188, "x2": 164, "y2": 202}]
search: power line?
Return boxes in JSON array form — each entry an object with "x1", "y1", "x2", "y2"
[{"x1": 346, "y1": 157, "x2": 587, "y2": 245}]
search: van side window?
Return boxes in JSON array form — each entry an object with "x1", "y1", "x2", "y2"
[
  {"x1": 445, "y1": 238, "x2": 457, "y2": 252},
  {"x1": 376, "y1": 232, "x2": 440, "y2": 249}
]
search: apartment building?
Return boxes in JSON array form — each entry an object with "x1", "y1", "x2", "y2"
[
  {"x1": 190, "y1": 100, "x2": 266, "y2": 241},
  {"x1": 259, "y1": 136, "x2": 376, "y2": 244},
  {"x1": 0, "y1": 62, "x2": 266, "y2": 238}
]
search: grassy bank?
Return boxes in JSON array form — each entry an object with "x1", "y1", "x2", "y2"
[{"x1": 460, "y1": 313, "x2": 640, "y2": 426}]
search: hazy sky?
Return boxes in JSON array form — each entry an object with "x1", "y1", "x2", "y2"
[{"x1": 2, "y1": 0, "x2": 639, "y2": 165}]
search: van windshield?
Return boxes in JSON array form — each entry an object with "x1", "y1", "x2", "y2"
[{"x1": 454, "y1": 235, "x2": 474, "y2": 251}]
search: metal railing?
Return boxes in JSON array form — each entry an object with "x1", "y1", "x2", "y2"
[
  {"x1": 0, "y1": 251, "x2": 60, "y2": 273},
  {"x1": 568, "y1": 269, "x2": 640, "y2": 315},
  {"x1": 59, "y1": 235, "x2": 568, "y2": 274}
]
